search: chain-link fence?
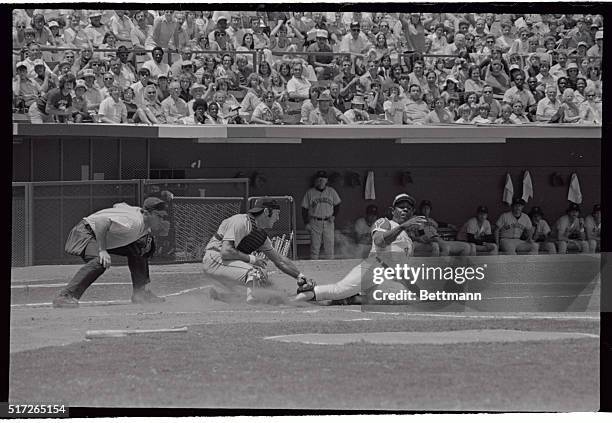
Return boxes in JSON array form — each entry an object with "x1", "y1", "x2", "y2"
[
  {"x1": 12, "y1": 184, "x2": 31, "y2": 267},
  {"x1": 29, "y1": 181, "x2": 141, "y2": 265},
  {"x1": 169, "y1": 197, "x2": 243, "y2": 263},
  {"x1": 248, "y1": 196, "x2": 297, "y2": 260}
]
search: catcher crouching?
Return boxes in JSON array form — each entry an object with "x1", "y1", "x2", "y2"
[{"x1": 202, "y1": 198, "x2": 315, "y2": 303}]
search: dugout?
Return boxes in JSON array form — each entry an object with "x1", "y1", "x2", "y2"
[{"x1": 12, "y1": 124, "x2": 601, "y2": 264}]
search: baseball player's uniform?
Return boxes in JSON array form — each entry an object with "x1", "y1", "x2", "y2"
[
  {"x1": 457, "y1": 217, "x2": 498, "y2": 255},
  {"x1": 312, "y1": 217, "x2": 414, "y2": 301},
  {"x1": 532, "y1": 218, "x2": 556, "y2": 254},
  {"x1": 302, "y1": 186, "x2": 341, "y2": 259},
  {"x1": 495, "y1": 211, "x2": 539, "y2": 254},
  {"x1": 202, "y1": 213, "x2": 274, "y2": 286},
  {"x1": 584, "y1": 214, "x2": 600, "y2": 253},
  {"x1": 554, "y1": 215, "x2": 589, "y2": 254}
]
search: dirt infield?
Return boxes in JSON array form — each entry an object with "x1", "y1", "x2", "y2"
[{"x1": 9, "y1": 256, "x2": 601, "y2": 411}]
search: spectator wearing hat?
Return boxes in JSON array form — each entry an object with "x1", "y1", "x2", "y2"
[
  {"x1": 30, "y1": 73, "x2": 76, "y2": 124},
  {"x1": 98, "y1": 84, "x2": 127, "y2": 123},
  {"x1": 307, "y1": 29, "x2": 335, "y2": 80},
  {"x1": 301, "y1": 170, "x2": 342, "y2": 260},
  {"x1": 553, "y1": 203, "x2": 589, "y2": 254},
  {"x1": 528, "y1": 207, "x2": 556, "y2": 254},
  {"x1": 84, "y1": 11, "x2": 107, "y2": 47},
  {"x1": 339, "y1": 21, "x2": 373, "y2": 55},
  {"x1": 186, "y1": 83, "x2": 209, "y2": 116},
  {"x1": 564, "y1": 62, "x2": 581, "y2": 89},
  {"x1": 161, "y1": 80, "x2": 189, "y2": 123},
  {"x1": 404, "y1": 84, "x2": 429, "y2": 125},
  {"x1": 71, "y1": 79, "x2": 91, "y2": 122},
  {"x1": 52, "y1": 197, "x2": 169, "y2": 308},
  {"x1": 251, "y1": 90, "x2": 283, "y2": 125},
  {"x1": 115, "y1": 45, "x2": 136, "y2": 81},
  {"x1": 142, "y1": 46, "x2": 171, "y2": 81},
  {"x1": 79, "y1": 68, "x2": 102, "y2": 110},
  {"x1": 586, "y1": 31, "x2": 602, "y2": 59},
  {"x1": 565, "y1": 17, "x2": 593, "y2": 49},
  {"x1": 343, "y1": 95, "x2": 370, "y2": 123},
  {"x1": 287, "y1": 61, "x2": 312, "y2": 101},
  {"x1": 13, "y1": 62, "x2": 41, "y2": 110},
  {"x1": 494, "y1": 197, "x2": 538, "y2": 255},
  {"x1": 457, "y1": 206, "x2": 498, "y2": 255},
  {"x1": 23, "y1": 42, "x2": 52, "y2": 79},
  {"x1": 47, "y1": 20, "x2": 67, "y2": 55},
  {"x1": 207, "y1": 13, "x2": 230, "y2": 45},
  {"x1": 308, "y1": 91, "x2": 350, "y2": 125},
  {"x1": 584, "y1": 204, "x2": 601, "y2": 253},
  {"x1": 352, "y1": 204, "x2": 380, "y2": 258}
]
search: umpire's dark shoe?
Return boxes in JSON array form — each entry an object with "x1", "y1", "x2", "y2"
[
  {"x1": 52, "y1": 294, "x2": 79, "y2": 308},
  {"x1": 131, "y1": 289, "x2": 165, "y2": 304}
]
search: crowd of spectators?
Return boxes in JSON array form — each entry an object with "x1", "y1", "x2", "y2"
[{"x1": 12, "y1": 9, "x2": 603, "y2": 125}]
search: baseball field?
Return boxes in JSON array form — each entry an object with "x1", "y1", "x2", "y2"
[{"x1": 9, "y1": 255, "x2": 600, "y2": 412}]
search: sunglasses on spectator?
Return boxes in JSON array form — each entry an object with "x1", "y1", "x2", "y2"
[
  {"x1": 351, "y1": 29, "x2": 360, "y2": 32},
  {"x1": 586, "y1": 94, "x2": 596, "y2": 97},
  {"x1": 104, "y1": 77, "x2": 113, "y2": 80},
  {"x1": 17, "y1": 25, "x2": 26, "y2": 28},
  {"x1": 483, "y1": 90, "x2": 493, "y2": 93}
]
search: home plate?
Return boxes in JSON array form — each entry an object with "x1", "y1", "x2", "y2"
[{"x1": 264, "y1": 330, "x2": 598, "y2": 345}]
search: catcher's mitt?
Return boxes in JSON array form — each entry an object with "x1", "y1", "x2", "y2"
[
  {"x1": 245, "y1": 266, "x2": 273, "y2": 289},
  {"x1": 296, "y1": 275, "x2": 316, "y2": 294}
]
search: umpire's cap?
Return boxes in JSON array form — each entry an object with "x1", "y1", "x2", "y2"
[
  {"x1": 143, "y1": 197, "x2": 167, "y2": 212},
  {"x1": 593, "y1": 204, "x2": 601, "y2": 213},
  {"x1": 393, "y1": 193, "x2": 416, "y2": 208},
  {"x1": 476, "y1": 205, "x2": 489, "y2": 214},
  {"x1": 420, "y1": 200, "x2": 432, "y2": 209},
  {"x1": 248, "y1": 198, "x2": 281, "y2": 214},
  {"x1": 567, "y1": 203, "x2": 581, "y2": 212},
  {"x1": 366, "y1": 204, "x2": 378, "y2": 215},
  {"x1": 512, "y1": 197, "x2": 526, "y2": 206},
  {"x1": 315, "y1": 170, "x2": 328, "y2": 179}
]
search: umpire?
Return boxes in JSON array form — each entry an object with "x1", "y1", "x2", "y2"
[{"x1": 52, "y1": 197, "x2": 170, "y2": 308}]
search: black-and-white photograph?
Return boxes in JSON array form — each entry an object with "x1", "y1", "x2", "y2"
[{"x1": 7, "y1": 1, "x2": 606, "y2": 418}]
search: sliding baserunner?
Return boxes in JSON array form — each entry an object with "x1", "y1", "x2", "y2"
[{"x1": 293, "y1": 193, "x2": 426, "y2": 303}]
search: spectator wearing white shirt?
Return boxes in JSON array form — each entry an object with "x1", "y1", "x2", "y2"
[
  {"x1": 286, "y1": 61, "x2": 311, "y2": 101},
  {"x1": 142, "y1": 47, "x2": 171, "y2": 81},
  {"x1": 98, "y1": 85, "x2": 127, "y2": 123},
  {"x1": 109, "y1": 10, "x2": 134, "y2": 48},
  {"x1": 339, "y1": 21, "x2": 372, "y2": 55}
]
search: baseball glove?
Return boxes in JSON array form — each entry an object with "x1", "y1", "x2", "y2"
[{"x1": 296, "y1": 275, "x2": 316, "y2": 294}]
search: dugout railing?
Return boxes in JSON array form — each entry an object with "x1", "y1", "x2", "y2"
[{"x1": 11, "y1": 178, "x2": 250, "y2": 267}]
